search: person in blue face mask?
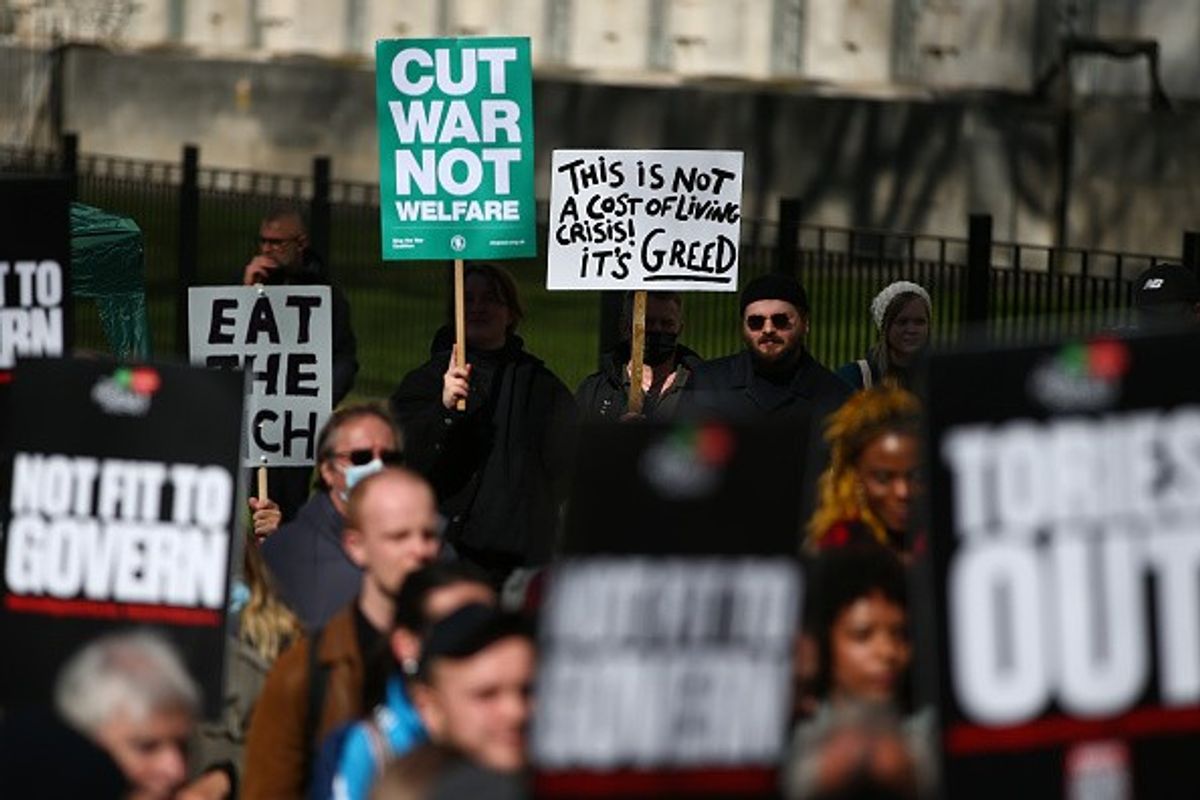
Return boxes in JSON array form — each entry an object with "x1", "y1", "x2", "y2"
[
  {"x1": 576, "y1": 291, "x2": 702, "y2": 422},
  {"x1": 260, "y1": 404, "x2": 405, "y2": 632}
]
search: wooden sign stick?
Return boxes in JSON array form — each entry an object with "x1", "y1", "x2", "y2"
[
  {"x1": 454, "y1": 258, "x2": 467, "y2": 412},
  {"x1": 257, "y1": 465, "x2": 268, "y2": 503},
  {"x1": 627, "y1": 290, "x2": 647, "y2": 415}
]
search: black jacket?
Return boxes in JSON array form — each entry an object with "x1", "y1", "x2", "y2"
[
  {"x1": 683, "y1": 348, "x2": 852, "y2": 525},
  {"x1": 260, "y1": 251, "x2": 359, "y2": 405},
  {"x1": 389, "y1": 331, "x2": 576, "y2": 565},
  {"x1": 575, "y1": 342, "x2": 703, "y2": 422},
  {"x1": 684, "y1": 348, "x2": 852, "y2": 424}
]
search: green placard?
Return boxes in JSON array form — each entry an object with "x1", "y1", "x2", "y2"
[{"x1": 375, "y1": 37, "x2": 536, "y2": 261}]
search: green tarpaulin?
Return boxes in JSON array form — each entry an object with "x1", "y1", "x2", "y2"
[{"x1": 70, "y1": 202, "x2": 151, "y2": 359}]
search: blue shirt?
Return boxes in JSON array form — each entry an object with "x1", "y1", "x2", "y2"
[{"x1": 331, "y1": 674, "x2": 426, "y2": 800}]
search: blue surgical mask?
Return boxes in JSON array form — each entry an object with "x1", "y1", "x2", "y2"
[{"x1": 340, "y1": 458, "x2": 384, "y2": 501}]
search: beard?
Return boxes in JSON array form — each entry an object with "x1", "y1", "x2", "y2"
[{"x1": 747, "y1": 333, "x2": 803, "y2": 375}]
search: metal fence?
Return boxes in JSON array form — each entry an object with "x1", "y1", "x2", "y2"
[{"x1": 3, "y1": 136, "x2": 1193, "y2": 399}]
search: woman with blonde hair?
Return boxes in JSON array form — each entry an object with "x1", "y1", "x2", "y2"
[
  {"x1": 836, "y1": 281, "x2": 931, "y2": 391},
  {"x1": 806, "y1": 388, "x2": 922, "y2": 554},
  {"x1": 190, "y1": 541, "x2": 303, "y2": 790}
]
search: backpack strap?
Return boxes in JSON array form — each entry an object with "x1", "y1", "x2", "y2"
[{"x1": 856, "y1": 359, "x2": 873, "y2": 389}]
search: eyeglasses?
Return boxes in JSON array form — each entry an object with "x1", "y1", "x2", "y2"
[
  {"x1": 331, "y1": 448, "x2": 404, "y2": 466},
  {"x1": 745, "y1": 313, "x2": 794, "y2": 332},
  {"x1": 259, "y1": 235, "x2": 300, "y2": 248}
]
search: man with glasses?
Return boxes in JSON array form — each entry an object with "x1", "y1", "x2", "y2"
[
  {"x1": 242, "y1": 204, "x2": 360, "y2": 523},
  {"x1": 685, "y1": 273, "x2": 851, "y2": 519},
  {"x1": 262, "y1": 404, "x2": 405, "y2": 631},
  {"x1": 244, "y1": 467, "x2": 442, "y2": 800},
  {"x1": 688, "y1": 273, "x2": 850, "y2": 420}
]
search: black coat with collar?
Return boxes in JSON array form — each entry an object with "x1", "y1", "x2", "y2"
[
  {"x1": 683, "y1": 348, "x2": 852, "y2": 424},
  {"x1": 683, "y1": 348, "x2": 852, "y2": 525}
]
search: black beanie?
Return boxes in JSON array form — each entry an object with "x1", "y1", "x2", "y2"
[{"x1": 740, "y1": 273, "x2": 809, "y2": 314}]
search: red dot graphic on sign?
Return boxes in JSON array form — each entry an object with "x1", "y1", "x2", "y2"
[{"x1": 129, "y1": 368, "x2": 161, "y2": 395}]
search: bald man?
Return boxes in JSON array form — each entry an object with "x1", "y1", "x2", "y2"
[{"x1": 243, "y1": 469, "x2": 441, "y2": 799}]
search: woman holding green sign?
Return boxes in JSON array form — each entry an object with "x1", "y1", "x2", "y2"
[{"x1": 390, "y1": 264, "x2": 576, "y2": 588}]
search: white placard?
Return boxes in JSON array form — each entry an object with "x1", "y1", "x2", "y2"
[
  {"x1": 547, "y1": 149, "x2": 743, "y2": 292},
  {"x1": 188, "y1": 285, "x2": 332, "y2": 467}
]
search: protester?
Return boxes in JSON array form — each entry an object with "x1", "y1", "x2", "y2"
[
  {"x1": 260, "y1": 403, "x2": 404, "y2": 630},
  {"x1": 787, "y1": 545, "x2": 932, "y2": 798},
  {"x1": 54, "y1": 631, "x2": 227, "y2": 800},
  {"x1": 242, "y1": 468, "x2": 441, "y2": 800},
  {"x1": 686, "y1": 273, "x2": 850, "y2": 422},
  {"x1": 409, "y1": 604, "x2": 536, "y2": 774},
  {"x1": 783, "y1": 703, "x2": 920, "y2": 800},
  {"x1": 369, "y1": 744, "x2": 526, "y2": 800},
  {"x1": 806, "y1": 388, "x2": 922, "y2": 555},
  {"x1": 242, "y1": 203, "x2": 360, "y2": 522},
  {"x1": 1133, "y1": 262, "x2": 1200, "y2": 328},
  {"x1": 190, "y1": 542, "x2": 302, "y2": 790},
  {"x1": 323, "y1": 563, "x2": 498, "y2": 800},
  {"x1": 576, "y1": 291, "x2": 702, "y2": 421},
  {"x1": 684, "y1": 272, "x2": 852, "y2": 521},
  {"x1": 390, "y1": 263, "x2": 576, "y2": 587},
  {"x1": 836, "y1": 281, "x2": 931, "y2": 391}
]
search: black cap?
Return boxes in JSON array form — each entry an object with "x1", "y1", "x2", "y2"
[
  {"x1": 1135, "y1": 263, "x2": 1200, "y2": 312},
  {"x1": 417, "y1": 604, "x2": 531, "y2": 680},
  {"x1": 740, "y1": 273, "x2": 809, "y2": 315}
]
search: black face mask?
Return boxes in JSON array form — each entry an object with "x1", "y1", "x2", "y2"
[{"x1": 643, "y1": 331, "x2": 679, "y2": 366}]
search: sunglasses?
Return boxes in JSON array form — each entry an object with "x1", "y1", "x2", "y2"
[
  {"x1": 333, "y1": 448, "x2": 404, "y2": 466},
  {"x1": 745, "y1": 313, "x2": 795, "y2": 332}
]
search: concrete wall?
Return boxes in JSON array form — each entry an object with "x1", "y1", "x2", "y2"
[{"x1": 50, "y1": 45, "x2": 1200, "y2": 256}]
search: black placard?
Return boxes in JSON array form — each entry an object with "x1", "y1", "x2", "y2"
[
  {"x1": 535, "y1": 420, "x2": 808, "y2": 797},
  {"x1": 0, "y1": 176, "x2": 72, "y2": 383},
  {"x1": 923, "y1": 331, "x2": 1200, "y2": 798},
  {"x1": 0, "y1": 358, "x2": 244, "y2": 718}
]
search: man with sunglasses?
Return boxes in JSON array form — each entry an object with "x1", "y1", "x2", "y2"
[
  {"x1": 241, "y1": 204, "x2": 360, "y2": 524},
  {"x1": 262, "y1": 404, "x2": 405, "y2": 631},
  {"x1": 685, "y1": 273, "x2": 851, "y2": 513}
]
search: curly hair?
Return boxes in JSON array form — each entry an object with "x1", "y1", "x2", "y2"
[{"x1": 806, "y1": 388, "x2": 921, "y2": 548}]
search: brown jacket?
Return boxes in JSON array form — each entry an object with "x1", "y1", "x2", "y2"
[{"x1": 241, "y1": 604, "x2": 365, "y2": 799}]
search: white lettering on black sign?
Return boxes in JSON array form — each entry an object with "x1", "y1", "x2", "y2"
[
  {"x1": 941, "y1": 409, "x2": 1200, "y2": 725},
  {"x1": 187, "y1": 286, "x2": 332, "y2": 467},
  {"x1": 0, "y1": 260, "x2": 64, "y2": 368},
  {"x1": 547, "y1": 150, "x2": 743, "y2": 292},
  {"x1": 533, "y1": 558, "x2": 798, "y2": 769},
  {"x1": 5, "y1": 452, "x2": 232, "y2": 608}
]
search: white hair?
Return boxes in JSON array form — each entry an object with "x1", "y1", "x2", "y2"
[{"x1": 54, "y1": 630, "x2": 201, "y2": 734}]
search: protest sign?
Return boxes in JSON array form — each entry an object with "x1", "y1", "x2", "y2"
[
  {"x1": 375, "y1": 37, "x2": 536, "y2": 261},
  {"x1": 923, "y1": 332, "x2": 1200, "y2": 797},
  {"x1": 188, "y1": 285, "x2": 332, "y2": 468},
  {"x1": 0, "y1": 177, "x2": 71, "y2": 378},
  {"x1": 533, "y1": 421, "x2": 805, "y2": 796},
  {"x1": 547, "y1": 149, "x2": 743, "y2": 292},
  {"x1": 0, "y1": 358, "x2": 243, "y2": 718}
]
